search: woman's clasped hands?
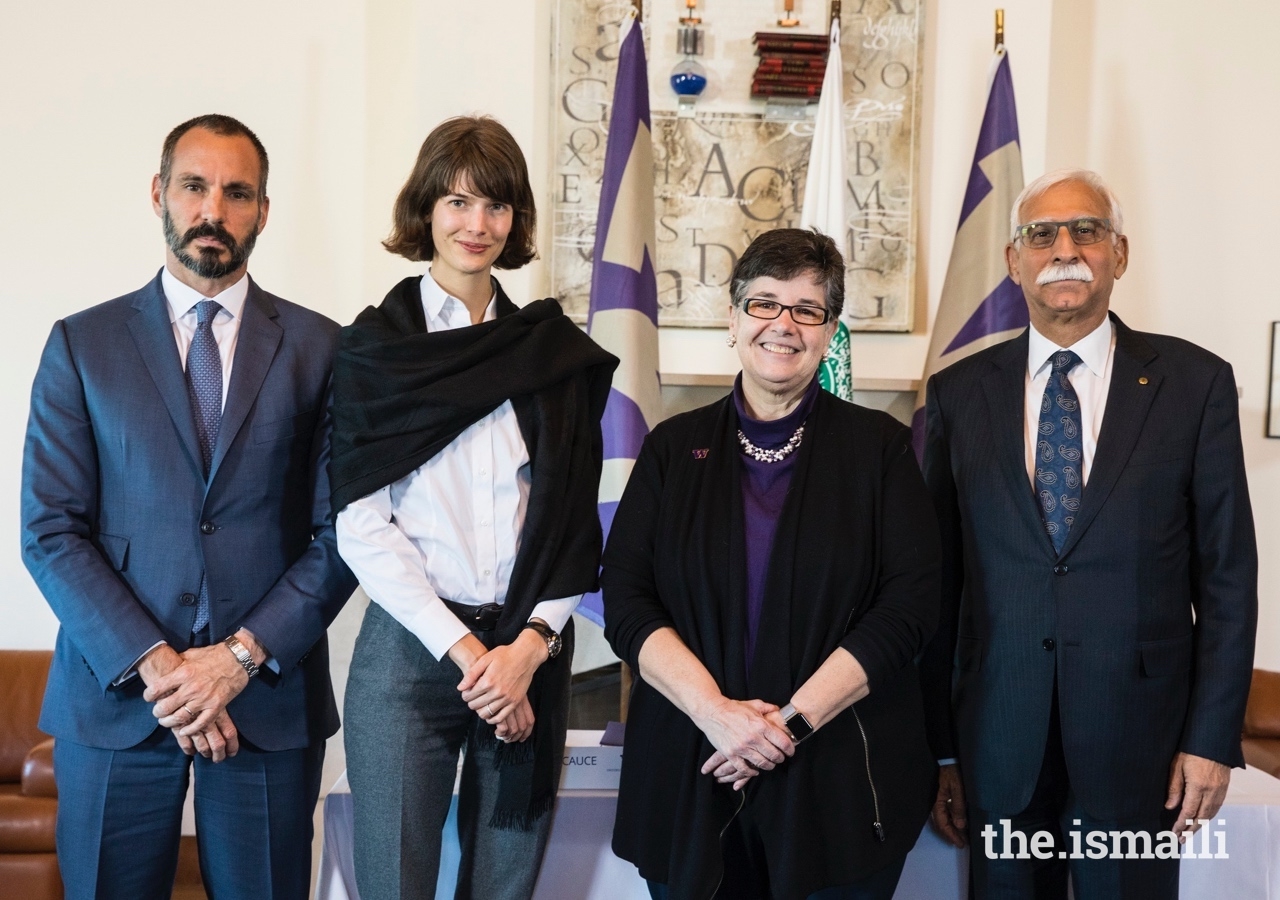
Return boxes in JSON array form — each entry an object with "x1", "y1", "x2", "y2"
[{"x1": 698, "y1": 697, "x2": 796, "y2": 791}]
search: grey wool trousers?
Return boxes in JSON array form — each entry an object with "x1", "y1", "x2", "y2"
[{"x1": 344, "y1": 601, "x2": 572, "y2": 900}]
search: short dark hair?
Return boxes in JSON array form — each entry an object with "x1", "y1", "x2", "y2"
[
  {"x1": 729, "y1": 228, "x2": 845, "y2": 319},
  {"x1": 383, "y1": 116, "x2": 537, "y2": 269},
  {"x1": 159, "y1": 114, "x2": 269, "y2": 199}
]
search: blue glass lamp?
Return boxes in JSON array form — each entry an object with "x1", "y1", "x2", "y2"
[
  {"x1": 671, "y1": 25, "x2": 706, "y2": 117},
  {"x1": 670, "y1": 27, "x2": 707, "y2": 97}
]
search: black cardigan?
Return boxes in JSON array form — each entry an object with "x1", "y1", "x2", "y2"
[{"x1": 602, "y1": 390, "x2": 941, "y2": 900}]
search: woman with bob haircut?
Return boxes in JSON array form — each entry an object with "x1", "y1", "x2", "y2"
[
  {"x1": 328, "y1": 115, "x2": 617, "y2": 900},
  {"x1": 603, "y1": 229, "x2": 941, "y2": 900}
]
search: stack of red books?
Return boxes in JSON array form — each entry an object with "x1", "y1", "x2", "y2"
[{"x1": 751, "y1": 32, "x2": 828, "y2": 98}]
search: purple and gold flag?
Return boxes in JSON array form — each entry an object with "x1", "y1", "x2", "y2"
[
  {"x1": 580, "y1": 8, "x2": 661, "y2": 627},
  {"x1": 912, "y1": 49, "x2": 1025, "y2": 460}
]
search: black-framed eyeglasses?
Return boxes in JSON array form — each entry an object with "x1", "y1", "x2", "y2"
[
  {"x1": 1013, "y1": 217, "x2": 1114, "y2": 249},
  {"x1": 741, "y1": 297, "x2": 832, "y2": 326}
]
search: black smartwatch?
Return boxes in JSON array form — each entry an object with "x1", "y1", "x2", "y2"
[
  {"x1": 780, "y1": 703, "x2": 814, "y2": 744},
  {"x1": 522, "y1": 620, "x2": 562, "y2": 659}
]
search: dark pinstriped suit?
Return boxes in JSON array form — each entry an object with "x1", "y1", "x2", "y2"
[{"x1": 920, "y1": 313, "x2": 1256, "y2": 894}]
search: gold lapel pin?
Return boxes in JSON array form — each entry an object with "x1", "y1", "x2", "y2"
[{"x1": 1138, "y1": 376, "x2": 1149, "y2": 385}]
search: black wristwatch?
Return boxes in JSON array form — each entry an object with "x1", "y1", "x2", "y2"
[
  {"x1": 780, "y1": 703, "x2": 814, "y2": 744},
  {"x1": 523, "y1": 620, "x2": 562, "y2": 659}
]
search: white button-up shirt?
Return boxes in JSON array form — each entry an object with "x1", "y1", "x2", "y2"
[
  {"x1": 335, "y1": 273, "x2": 581, "y2": 660},
  {"x1": 162, "y1": 265, "x2": 248, "y2": 411},
  {"x1": 1024, "y1": 315, "x2": 1116, "y2": 487}
]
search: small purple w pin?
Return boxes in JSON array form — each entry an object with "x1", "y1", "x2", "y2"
[{"x1": 692, "y1": 448, "x2": 709, "y2": 460}]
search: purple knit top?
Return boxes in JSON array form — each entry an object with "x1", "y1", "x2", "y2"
[{"x1": 732, "y1": 374, "x2": 821, "y2": 675}]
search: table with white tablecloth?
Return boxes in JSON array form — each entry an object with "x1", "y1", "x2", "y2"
[
  {"x1": 316, "y1": 762, "x2": 1280, "y2": 899},
  {"x1": 314, "y1": 770, "x2": 965, "y2": 900},
  {"x1": 1178, "y1": 764, "x2": 1280, "y2": 898}
]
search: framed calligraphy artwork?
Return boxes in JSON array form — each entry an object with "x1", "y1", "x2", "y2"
[{"x1": 550, "y1": 0, "x2": 924, "y2": 330}]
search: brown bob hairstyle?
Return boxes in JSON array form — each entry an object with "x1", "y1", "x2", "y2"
[
  {"x1": 382, "y1": 116, "x2": 537, "y2": 269},
  {"x1": 730, "y1": 228, "x2": 846, "y2": 319}
]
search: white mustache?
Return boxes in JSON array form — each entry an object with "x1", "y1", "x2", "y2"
[{"x1": 1037, "y1": 263, "x2": 1094, "y2": 285}]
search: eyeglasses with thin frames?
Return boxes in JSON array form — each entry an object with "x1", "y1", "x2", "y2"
[
  {"x1": 1013, "y1": 217, "x2": 1114, "y2": 249},
  {"x1": 741, "y1": 297, "x2": 832, "y2": 326}
]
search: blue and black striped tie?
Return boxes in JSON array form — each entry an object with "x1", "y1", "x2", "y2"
[
  {"x1": 185, "y1": 299, "x2": 222, "y2": 632},
  {"x1": 1035, "y1": 350, "x2": 1083, "y2": 554}
]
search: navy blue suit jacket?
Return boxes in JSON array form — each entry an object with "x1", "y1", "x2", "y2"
[
  {"x1": 22, "y1": 271, "x2": 358, "y2": 752},
  {"x1": 920, "y1": 314, "x2": 1258, "y2": 819}
]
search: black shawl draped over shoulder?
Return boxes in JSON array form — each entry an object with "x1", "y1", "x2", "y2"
[
  {"x1": 602, "y1": 390, "x2": 941, "y2": 900},
  {"x1": 330, "y1": 276, "x2": 618, "y2": 828}
]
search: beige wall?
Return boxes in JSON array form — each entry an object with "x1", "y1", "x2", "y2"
[{"x1": 1, "y1": 0, "x2": 1275, "y2": 676}]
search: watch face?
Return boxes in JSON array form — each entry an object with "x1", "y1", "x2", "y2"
[
  {"x1": 547, "y1": 634, "x2": 563, "y2": 658},
  {"x1": 786, "y1": 711, "x2": 814, "y2": 742}
]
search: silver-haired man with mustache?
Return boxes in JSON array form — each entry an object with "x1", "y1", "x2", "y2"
[{"x1": 920, "y1": 169, "x2": 1257, "y2": 900}]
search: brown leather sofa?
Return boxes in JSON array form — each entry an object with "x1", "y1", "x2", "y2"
[
  {"x1": 1243, "y1": 667, "x2": 1280, "y2": 779},
  {"x1": 0, "y1": 650, "x2": 60, "y2": 900}
]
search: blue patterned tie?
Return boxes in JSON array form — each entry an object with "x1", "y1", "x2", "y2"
[
  {"x1": 185, "y1": 300, "x2": 222, "y2": 632},
  {"x1": 1035, "y1": 350, "x2": 1083, "y2": 554}
]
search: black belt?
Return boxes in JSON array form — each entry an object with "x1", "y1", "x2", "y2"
[{"x1": 442, "y1": 599, "x2": 504, "y2": 632}]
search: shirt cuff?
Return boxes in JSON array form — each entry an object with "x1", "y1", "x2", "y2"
[
  {"x1": 530, "y1": 595, "x2": 581, "y2": 636},
  {"x1": 406, "y1": 601, "x2": 474, "y2": 662},
  {"x1": 937, "y1": 758, "x2": 957, "y2": 767},
  {"x1": 112, "y1": 641, "x2": 167, "y2": 687}
]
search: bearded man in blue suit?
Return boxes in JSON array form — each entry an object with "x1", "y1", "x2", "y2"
[{"x1": 21, "y1": 114, "x2": 357, "y2": 899}]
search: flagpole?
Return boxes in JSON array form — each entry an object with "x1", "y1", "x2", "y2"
[
  {"x1": 994, "y1": 8, "x2": 1004, "y2": 51},
  {"x1": 635, "y1": 0, "x2": 642, "y2": 22}
]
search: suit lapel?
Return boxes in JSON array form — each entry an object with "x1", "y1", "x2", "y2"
[
  {"x1": 127, "y1": 273, "x2": 203, "y2": 475},
  {"x1": 208, "y1": 280, "x2": 282, "y2": 483},
  {"x1": 1058, "y1": 314, "x2": 1160, "y2": 558},
  {"x1": 981, "y1": 330, "x2": 1056, "y2": 555}
]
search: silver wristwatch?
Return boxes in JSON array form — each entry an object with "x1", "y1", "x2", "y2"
[
  {"x1": 779, "y1": 703, "x2": 814, "y2": 744},
  {"x1": 223, "y1": 635, "x2": 260, "y2": 679}
]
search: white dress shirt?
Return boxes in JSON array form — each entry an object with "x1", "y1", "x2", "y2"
[
  {"x1": 1024, "y1": 316, "x2": 1116, "y2": 487},
  {"x1": 335, "y1": 273, "x2": 581, "y2": 661},
  {"x1": 162, "y1": 265, "x2": 249, "y2": 411}
]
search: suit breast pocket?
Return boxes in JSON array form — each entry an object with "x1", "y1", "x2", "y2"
[
  {"x1": 253, "y1": 409, "x2": 318, "y2": 444},
  {"x1": 1126, "y1": 448, "x2": 1191, "y2": 468}
]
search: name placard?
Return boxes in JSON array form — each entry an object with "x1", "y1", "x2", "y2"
[{"x1": 560, "y1": 728, "x2": 624, "y2": 790}]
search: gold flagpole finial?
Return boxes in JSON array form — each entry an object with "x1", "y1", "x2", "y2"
[
  {"x1": 778, "y1": 0, "x2": 800, "y2": 27},
  {"x1": 680, "y1": 0, "x2": 700, "y2": 26},
  {"x1": 995, "y1": 8, "x2": 1005, "y2": 51},
  {"x1": 634, "y1": 0, "x2": 642, "y2": 23},
  {"x1": 830, "y1": 1, "x2": 842, "y2": 25}
]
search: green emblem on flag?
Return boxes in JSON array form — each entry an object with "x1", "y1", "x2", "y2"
[{"x1": 818, "y1": 320, "x2": 853, "y2": 401}]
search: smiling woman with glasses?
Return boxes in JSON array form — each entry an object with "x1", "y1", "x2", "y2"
[{"x1": 602, "y1": 228, "x2": 942, "y2": 900}]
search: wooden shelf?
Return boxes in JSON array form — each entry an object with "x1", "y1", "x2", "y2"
[{"x1": 660, "y1": 373, "x2": 920, "y2": 393}]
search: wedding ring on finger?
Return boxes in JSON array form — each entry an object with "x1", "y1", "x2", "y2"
[
  {"x1": 182, "y1": 704, "x2": 196, "y2": 722},
  {"x1": 486, "y1": 702, "x2": 496, "y2": 718}
]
